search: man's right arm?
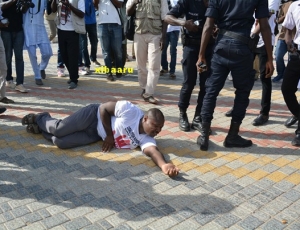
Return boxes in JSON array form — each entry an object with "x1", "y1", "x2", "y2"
[{"x1": 99, "y1": 101, "x2": 117, "y2": 152}]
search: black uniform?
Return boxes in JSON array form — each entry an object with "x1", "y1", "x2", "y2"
[{"x1": 168, "y1": 0, "x2": 214, "y2": 132}]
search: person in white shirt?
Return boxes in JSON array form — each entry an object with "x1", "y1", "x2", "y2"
[
  {"x1": 51, "y1": 0, "x2": 85, "y2": 89},
  {"x1": 281, "y1": 0, "x2": 300, "y2": 146},
  {"x1": 21, "y1": 100, "x2": 180, "y2": 177}
]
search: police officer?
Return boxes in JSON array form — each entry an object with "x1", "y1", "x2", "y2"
[
  {"x1": 197, "y1": 0, "x2": 274, "y2": 151},
  {"x1": 281, "y1": 0, "x2": 300, "y2": 146},
  {"x1": 164, "y1": 0, "x2": 214, "y2": 132}
]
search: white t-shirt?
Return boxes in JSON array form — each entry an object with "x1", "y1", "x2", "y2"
[
  {"x1": 282, "y1": 1, "x2": 300, "y2": 46},
  {"x1": 57, "y1": 0, "x2": 85, "y2": 31},
  {"x1": 97, "y1": 101, "x2": 156, "y2": 151},
  {"x1": 97, "y1": 0, "x2": 123, "y2": 25}
]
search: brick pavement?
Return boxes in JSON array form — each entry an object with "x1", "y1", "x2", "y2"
[{"x1": 0, "y1": 36, "x2": 300, "y2": 229}]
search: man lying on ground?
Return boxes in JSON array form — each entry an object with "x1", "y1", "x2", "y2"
[{"x1": 22, "y1": 100, "x2": 179, "y2": 177}]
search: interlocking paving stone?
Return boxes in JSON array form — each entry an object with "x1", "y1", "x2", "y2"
[
  {"x1": 238, "y1": 215, "x2": 264, "y2": 230},
  {"x1": 214, "y1": 213, "x2": 241, "y2": 228},
  {"x1": 260, "y1": 219, "x2": 286, "y2": 230}
]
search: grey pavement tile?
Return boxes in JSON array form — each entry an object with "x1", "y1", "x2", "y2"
[
  {"x1": 227, "y1": 195, "x2": 245, "y2": 207},
  {"x1": 243, "y1": 162, "x2": 262, "y2": 171},
  {"x1": 11, "y1": 206, "x2": 31, "y2": 218},
  {"x1": 0, "y1": 202, "x2": 12, "y2": 212},
  {"x1": 201, "y1": 221, "x2": 224, "y2": 230},
  {"x1": 22, "y1": 212, "x2": 43, "y2": 224},
  {"x1": 226, "y1": 160, "x2": 245, "y2": 169},
  {"x1": 82, "y1": 225, "x2": 105, "y2": 230},
  {"x1": 177, "y1": 207, "x2": 196, "y2": 219},
  {"x1": 209, "y1": 158, "x2": 229, "y2": 167},
  {"x1": 206, "y1": 180, "x2": 225, "y2": 190},
  {"x1": 4, "y1": 218, "x2": 26, "y2": 230},
  {"x1": 97, "y1": 219, "x2": 114, "y2": 230},
  {"x1": 282, "y1": 189, "x2": 300, "y2": 202},
  {"x1": 238, "y1": 215, "x2": 263, "y2": 230},
  {"x1": 114, "y1": 223, "x2": 134, "y2": 230},
  {"x1": 278, "y1": 165, "x2": 298, "y2": 175},
  {"x1": 214, "y1": 213, "x2": 241, "y2": 228},
  {"x1": 252, "y1": 178, "x2": 274, "y2": 190},
  {"x1": 41, "y1": 213, "x2": 70, "y2": 229},
  {"x1": 22, "y1": 222, "x2": 46, "y2": 230},
  {"x1": 135, "y1": 201, "x2": 155, "y2": 213},
  {"x1": 216, "y1": 174, "x2": 239, "y2": 185},
  {"x1": 260, "y1": 219, "x2": 286, "y2": 230},
  {"x1": 288, "y1": 221, "x2": 300, "y2": 230},
  {"x1": 63, "y1": 217, "x2": 92, "y2": 230},
  {"x1": 235, "y1": 176, "x2": 256, "y2": 187},
  {"x1": 148, "y1": 216, "x2": 178, "y2": 230},
  {"x1": 273, "y1": 180, "x2": 295, "y2": 191},
  {"x1": 193, "y1": 210, "x2": 218, "y2": 226},
  {"x1": 170, "y1": 218, "x2": 200, "y2": 230},
  {"x1": 38, "y1": 209, "x2": 51, "y2": 219},
  {"x1": 2, "y1": 211, "x2": 14, "y2": 221}
]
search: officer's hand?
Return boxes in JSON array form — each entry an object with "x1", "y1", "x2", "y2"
[
  {"x1": 102, "y1": 135, "x2": 115, "y2": 152},
  {"x1": 196, "y1": 58, "x2": 207, "y2": 73},
  {"x1": 265, "y1": 60, "x2": 274, "y2": 78},
  {"x1": 287, "y1": 42, "x2": 297, "y2": 53},
  {"x1": 184, "y1": 20, "x2": 198, "y2": 32}
]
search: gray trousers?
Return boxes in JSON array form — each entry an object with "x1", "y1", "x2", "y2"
[{"x1": 36, "y1": 104, "x2": 102, "y2": 149}]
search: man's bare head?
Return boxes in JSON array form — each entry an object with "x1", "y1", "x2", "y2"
[{"x1": 142, "y1": 108, "x2": 165, "y2": 137}]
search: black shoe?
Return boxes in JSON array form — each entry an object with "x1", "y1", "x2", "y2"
[
  {"x1": 225, "y1": 108, "x2": 233, "y2": 117},
  {"x1": 224, "y1": 135, "x2": 253, "y2": 148},
  {"x1": 179, "y1": 110, "x2": 190, "y2": 132},
  {"x1": 116, "y1": 73, "x2": 123, "y2": 78},
  {"x1": 0, "y1": 107, "x2": 6, "y2": 114},
  {"x1": 252, "y1": 114, "x2": 269, "y2": 126},
  {"x1": 141, "y1": 89, "x2": 145, "y2": 98},
  {"x1": 35, "y1": 79, "x2": 43, "y2": 85},
  {"x1": 68, "y1": 82, "x2": 77, "y2": 89},
  {"x1": 285, "y1": 116, "x2": 298, "y2": 127},
  {"x1": 196, "y1": 122, "x2": 211, "y2": 151},
  {"x1": 67, "y1": 79, "x2": 72, "y2": 84},
  {"x1": 41, "y1": 70, "x2": 46, "y2": 79},
  {"x1": 292, "y1": 134, "x2": 300, "y2": 146}
]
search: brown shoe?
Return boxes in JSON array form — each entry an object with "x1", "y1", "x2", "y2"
[
  {"x1": 0, "y1": 97, "x2": 14, "y2": 104},
  {"x1": 142, "y1": 94, "x2": 158, "y2": 104},
  {"x1": 107, "y1": 74, "x2": 115, "y2": 81},
  {"x1": 169, "y1": 73, "x2": 176, "y2": 79}
]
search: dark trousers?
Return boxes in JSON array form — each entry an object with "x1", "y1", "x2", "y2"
[
  {"x1": 253, "y1": 45, "x2": 272, "y2": 116},
  {"x1": 201, "y1": 36, "x2": 254, "y2": 123},
  {"x1": 36, "y1": 104, "x2": 101, "y2": 149},
  {"x1": 281, "y1": 54, "x2": 300, "y2": 134},
  {"x1": 80, "y1": 23, "x2": 98, "y2": 67},
  {"x1": 179, "y1": 43, "x2": 213, "y2": 114},
  {"x1": 57, "y1": 29, "x2": 79, "y2": 84}
]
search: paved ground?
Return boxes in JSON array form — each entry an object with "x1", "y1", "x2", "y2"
[{"x1": 0, "y1": 36, "x2": 300, "y2": 230}]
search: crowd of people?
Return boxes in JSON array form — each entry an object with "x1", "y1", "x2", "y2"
[{"x1": 0, "y1": 0, "x2": 299, "y2": 176}]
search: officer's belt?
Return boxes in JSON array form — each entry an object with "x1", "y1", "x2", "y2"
[{"x1": 218, "y1": 29, "x2": 249, "y2": 44}]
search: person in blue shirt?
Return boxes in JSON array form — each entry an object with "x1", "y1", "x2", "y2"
[{"x1": 196, "y1": 0, "x2": 274, "y2": 151}]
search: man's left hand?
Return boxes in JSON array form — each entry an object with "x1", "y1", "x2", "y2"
[
  {"x1": 161, "y1": 163, "x2": 179, "y2": 177},
  {"x1": 102, "y1": 135, "x2": 115, "y2": 152}
]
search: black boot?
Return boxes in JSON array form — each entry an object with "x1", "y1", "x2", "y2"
[
  {"x1": 224, "y1": 121, "x2": 252, "y2": 148},
  {"x1": 179, "y1": 108, "x2": 190, "y2": 131},
  {"x1": 191, "y1": 112, "x2": 202, "y2": 132},
  {"x1": 292, "y1": 122, "x2": 300, "y2": 146},
  {"x1": 225, "y1": 108, "x2": 233, "y2": 117},
  {"x1": 196, "y1": 122, "x2": 211, "y2": 151}
]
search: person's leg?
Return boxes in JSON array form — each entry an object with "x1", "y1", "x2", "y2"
[
  {"x1": 0, "y1": 31, "x2": 13, "y2": 83},
  {"x1": 135, "y1": 33, "x2": 148, "y2": 92},
  {"x1": 169, "y1": 30, "x2": 179, "y2": 75},
  {"x1": 66, "y1": 31, "x2": 79, "y2": 84},
  {"x1": 0, "y1": 37, "x2": 8, "y2": 100},
  {"x1": 39, "y1": 43, "x2": 53, "y2": 71},
  {"x1": 13, "y1": 30, "x2": 25, "y2": 86},
  {"x1": 161, "y1": 32, "x2": 170, "y2": 72},
  {"x1": 111, "y1": 24, "x2": 123, "y2": 70},
  {"x1": 145, "y1": 34, "x2": 161, "y2": 97},
  {"x1": 81, "y1": 31, "x2": 90, "y2": 68},
  {"x1": 87, "y1": 23, "x2": 98, "y2": 63},
  {"x1": 27, "y1": 45, "x2": 41, "y2": 79},
  {"x1": 274, "y1": 39, "x2": 288, "y2": 82},
  {"x1": 98, "y1": 24, "x2": 113, "y2": 71},
  {"x1": 252, "y1": 45, "x2": 271, "y2": 126},
  {"x1": 36, "y1": 104, "x2": 100, "y2": 138}
]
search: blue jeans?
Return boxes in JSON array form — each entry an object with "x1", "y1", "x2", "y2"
[
  {"x1": 80, "y1": 23, "x2": 98, "y2": 67},
  {"x1": 98, "y1": 23, "x2": 123, "y2": 72},
  {"x1": 161, "y1": 30, "x2": 180, "y2": 74},
  {"x1": 1, "y1": 30, "x2": 25, "y2": 85},
  {"x1": 201, "y1": 36, "x2": 254, "y2": 123},
  {"x1": 275, "y1": 39, "x2": 288, "y2": 80}
]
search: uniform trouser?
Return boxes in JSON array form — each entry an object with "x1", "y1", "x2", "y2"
[
  {"x1": 134, "y1": 33, "x2": 161, "y2": 96},
  {"x1": 0, "y1": 34, "x2": 7, "y2": 99},
  {"x1": 281, "y1": 54, "x2": 300, "y2": 134},
  {"x1": 36, "y1": 104, "x2": 102, "y2": 149},
  {"x1": 179, "y1": 43, "x2": 213, "y2": 113},
  {"x1": 254, "y1": 45, "x2": 272, "y2": 116},
  {"x1": 1, "y1": 30, "x2": 25, "y2": 85},
  {"x1": 201, "y1": 37, "x2": 254, "y2": 123},
  {"x1": 58, "y1": 29, "x2": 79, "y2": 84},
  {"x1": 26, "y1": 43, "x2": 52, "y2": 79}
]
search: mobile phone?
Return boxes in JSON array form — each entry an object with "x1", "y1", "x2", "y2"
[{"x1": 198, "y1": 62, "x2": 207, "y2": 71}]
